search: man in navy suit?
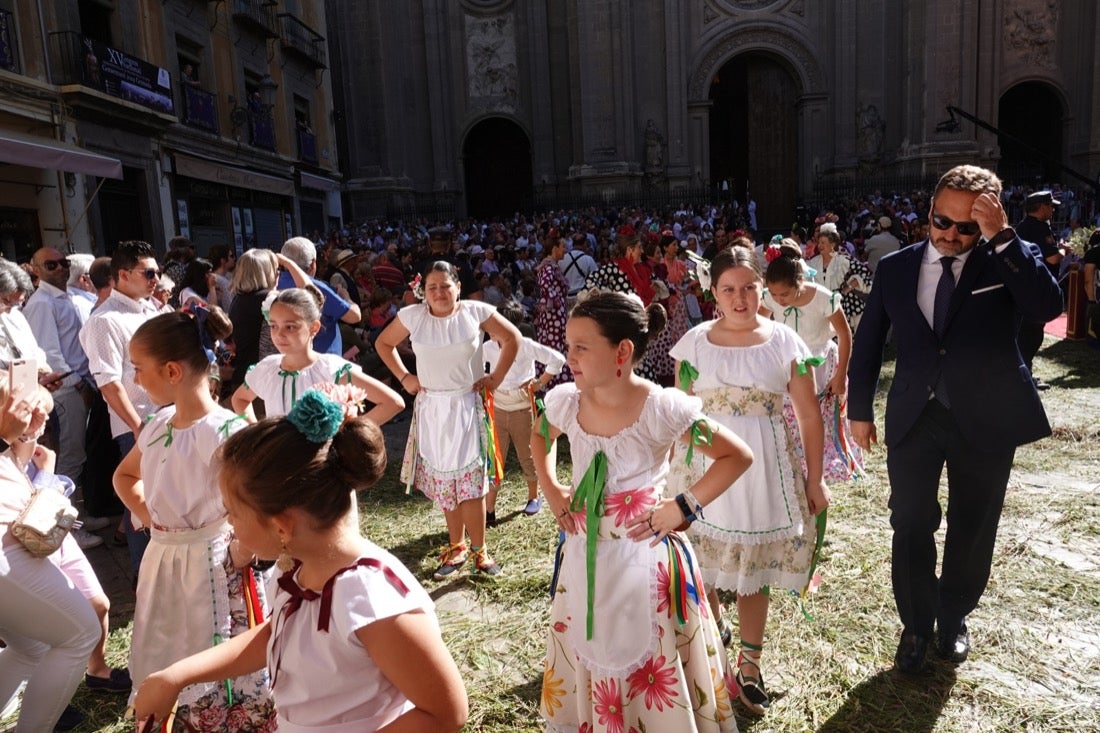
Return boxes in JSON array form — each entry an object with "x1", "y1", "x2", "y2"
[{"x1": 849, "y1": 165, "x2": 1062, "y2": 674}]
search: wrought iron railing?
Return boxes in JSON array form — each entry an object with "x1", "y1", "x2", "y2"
[
  {"x1": 0, "y1": 9, "x2": 19, "y2": 74},
  {"x1": 296, "y1": 128, "x2": 317, "y2": 164},
  {"x1": 232, "y1": 0, "x2": 278, "y2": 38},
  {"x1": 249, "y1": 113, "x2": 276, "y2": 150},
  {"x1": 181, "y1": 84, "x2": 218, "y2": 134},
  {"x1": 277, "y1": 13, "x2": 326, "y2": 69}
]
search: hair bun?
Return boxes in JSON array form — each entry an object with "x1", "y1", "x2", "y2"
[{"x1": 286, "y1": 391, "x2": 345, "y2": 443}]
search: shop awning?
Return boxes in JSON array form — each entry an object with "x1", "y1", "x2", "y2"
[
  {"x1": 300, "y1": 171, "x2": 341, "y2": 192},
  {"x1": 173, "y1": 153, "x2": 295, "y2": 197},
  {"x1": 0, "y1": 129, "x2": 123, "y2": 179}
]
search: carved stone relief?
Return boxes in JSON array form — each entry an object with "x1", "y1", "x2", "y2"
[
  {"x1": 465, "y1": 12, "x2": 518, "y2": 109},
  {"x1": 1003, "y1": 0, "x2": 1059, "y2": 69}
]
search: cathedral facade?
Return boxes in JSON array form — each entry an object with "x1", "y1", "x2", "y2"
[{"x1": 326, "y1": 0, "x2": 1100, "y2": 227}]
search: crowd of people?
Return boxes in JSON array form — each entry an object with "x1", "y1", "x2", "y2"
[{"x1": 0, "y1": 163, "x2": 1087, "y2": 731}]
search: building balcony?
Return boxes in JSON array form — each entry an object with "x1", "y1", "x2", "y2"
[
  {"x1": 296, "y1": 127, "x2": 317, "y2": 164},
  {"x1": 249, "y1": 113, "x2": 276, "y2": 151},
  {"x1": 277, "y1": 13, "x2": 326, "y2": 70},
  {"x1": 232, "y1": 0, "x2": 278, "y2": 39},
  {"x1": 180, "y1": 84, "x2": 219, "y2": 134},
  {"x1": 48, "y1": 31, "x2": 176, "y2": 123},
  {"x1": 0, "y1": 9, "x2": 19, "y2": 74}
]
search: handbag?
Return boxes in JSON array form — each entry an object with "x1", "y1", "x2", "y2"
[{"x1": 11, "y1": 488, "x2": 79, "y2": 557}]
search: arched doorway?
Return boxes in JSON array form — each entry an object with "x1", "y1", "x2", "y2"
[
  {"x1": 463, "y1": 118, "x2": 533, "y2": 219},
  {"x1": 997, "y1": 82, "x2": 1063, "y2": 184},
  {"x1": 709, "y1": 53, "x2": 799, "y2": 234}
]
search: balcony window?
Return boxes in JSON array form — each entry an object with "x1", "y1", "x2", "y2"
[
  {"x1": 0, "y1": 9, "x2": 19, "y2": 74},
  {"x1": 232, "y1": 0, "x2": 278, "y2": 39},
  {"x1": 277, "y1": 13, "x2": 326, "y2": 70},
  {"x1": 181, "y1": 84, "x2": 218, "y2": 134}
]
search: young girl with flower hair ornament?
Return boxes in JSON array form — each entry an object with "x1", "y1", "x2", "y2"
[
  {"x1": 376, "y1": 261, "x2": 521, "y2": 579},
  {"x1": 230, "y1": 287, "x2": 403, "y2": 422},
  {"x1": 534, "y1": 291, "x2": 753, "y2": 733},
  {"x1": 134, "y1": 388, "x2": 468, "y2": 732},
  {"x1": 669, "y1": 247, "x2": 830, "y2": 716},
  {"x1": 114, "y1": 308, "x2": 275, "y2": 729},
  {"x1": 761, "y1": 241, "x2": 863, "y2": 483}
]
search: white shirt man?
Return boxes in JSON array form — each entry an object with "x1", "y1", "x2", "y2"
[
  {"x1": 25, "y1": 248, "x2": 94, "y2": 483},
  {"x1": 559, "y1": 239, "x2": 598, "y2": 296}
]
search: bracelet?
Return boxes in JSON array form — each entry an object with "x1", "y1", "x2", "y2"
[
  {"x1": 400, "y1": 373, "x2": 412, "y2": 385},
  {"x1": 674, "y1": 493, "x2": 697, "y2": 523},
  {"x1": 682, "y1": 488, "x2": 705, "y2": 520}
]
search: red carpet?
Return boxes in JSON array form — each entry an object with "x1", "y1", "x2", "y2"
[{"x1": 1044, "y1": 312, "x2": 1068, "y2": 339}]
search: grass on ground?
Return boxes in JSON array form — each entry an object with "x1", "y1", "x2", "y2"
[{"x1": 9, "y1": 336, "x2": 1099, "y2": 732}]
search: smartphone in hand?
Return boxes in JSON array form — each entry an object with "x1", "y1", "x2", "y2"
[{"x1": 9, "y1": 358, "x2": 38, "y2": 396}]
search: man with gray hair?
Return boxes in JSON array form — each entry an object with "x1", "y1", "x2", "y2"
[
  {"x1": 278, "y1": 236, "x2": 361, "y2": 355},
  {"x1": 66, "y1": 253, "x2": 98, "y2": 317}
]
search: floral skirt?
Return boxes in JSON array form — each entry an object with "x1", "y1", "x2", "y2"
[
  {"x1": 781, "y1": 346, "x2": 864, "y2": 484},
  {"x1": 542, "y1": 500, "x2": 738, "y2": 733},
  {"x1": 400, "y1": 390, "x2": 490, "y2": 511},
  {"x1": 131, "y1": 522, "x2": 275, "y2": 732}
]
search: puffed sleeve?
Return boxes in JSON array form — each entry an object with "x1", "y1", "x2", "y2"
[
  {"x1": 331, "y1": 559, "x2": 436, "y2": 643},
  {"x1": 649, "y1": 388, "x2": 705, "y2": 446},
  {"x1": 543, "y1": 382, "x2": 579, "y2": 432}
]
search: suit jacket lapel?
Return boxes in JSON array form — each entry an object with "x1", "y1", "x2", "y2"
[{"x1": 944, "y1": 246, "x2": 988, "y2": 332}]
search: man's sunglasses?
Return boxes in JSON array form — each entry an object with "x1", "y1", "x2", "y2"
[
  {"x1": 42, "y1": 258, "x2": 70, "y2": 271},
  {"x1": 930, "y1": 214, "x2": 981, "y2": 237},
  {"x1": 132, "y1": 267, "x2": 162, "y2": 280}
]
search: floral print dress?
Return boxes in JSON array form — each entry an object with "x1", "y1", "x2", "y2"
[
  {"x1": 668, "y1": 321, "x2": 818, "y2": 596},
  {"x1": 129, "y1": 406, "x2": 274, "y2": 731},
  {"x1": 541, "y1": 384, "x2": 737, "y2": 733}
]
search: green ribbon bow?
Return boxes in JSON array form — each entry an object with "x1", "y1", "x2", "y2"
[
  {"x1": 534, "y1": 398, "x2": 551, "y2": 454},
  {"x1": 684, "y1": 418, "x2": 714, "y2": 466},
  {"x1": 796, "y1": 356, "x2": 826, "y2": 376},
  {"x1": 278, "y1": 369, "x2": 300, "y2": 409},
  {"x1": 783, "y1": 305, "x2": 801, "y2": 331},
  {"x1": 569, "y1": 451, "x2": 607, "y2": 640},
  {"x1": 217, "y1": 414, "x2": 248, "y2": 440},
  {"x1": 677, "y1": 360, "x2": 699, "y2": 393},
  {"x1": 333, "y1": 363, "x2": 353, "y2": 384},
  {"x1": 147, "y1": 422, "x2": 174, "y2": 448}
]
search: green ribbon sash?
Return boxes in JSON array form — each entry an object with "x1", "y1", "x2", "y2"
[
  {"x1": 534, "y1": 398, "x2": 552, "y2": 454},
  {"x1": 569, "y1": 451, "x2": 607, "y2": 640},
  {"x1": 677, "y1": 360, "x2": 699, "y2": 393}
]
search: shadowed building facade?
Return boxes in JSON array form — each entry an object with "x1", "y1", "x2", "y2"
[{"x1": 326, "y1": 0, "x2": 1100, "y2": 227}]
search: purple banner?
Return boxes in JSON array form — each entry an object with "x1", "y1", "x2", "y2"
[{"x1": 80, "y1": 36, "x2": 174, "y2": 115}]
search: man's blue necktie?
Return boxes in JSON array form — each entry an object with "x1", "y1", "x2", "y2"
[{"x1": 933, "y1": 256, "x2": 956, "y2": 338}]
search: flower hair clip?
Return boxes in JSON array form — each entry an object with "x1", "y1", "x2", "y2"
[
  {"x1": 261, "y1": 290, "x2": 279, "y2": 322},
  {"x1": 408, "y1": 274, "x2": 424, "y2": 301},
  {"x1": 765, "y1": 245, "x2": 782, "y2": 263},
  {"x1": 286, "y1": 390, "x2": 347, "y2": 443}
]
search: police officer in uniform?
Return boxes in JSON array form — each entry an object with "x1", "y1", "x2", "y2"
[{"x1": 1014, "y1": 190, "x2": 1063, "y2": 390}]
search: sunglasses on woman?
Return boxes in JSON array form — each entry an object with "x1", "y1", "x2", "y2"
[
  {"x1": 930, "y1": 214, "x2": 981, "y2": 237},
  {"x1": 42, "y1": 258, "x2": 70, "y2": 271}
]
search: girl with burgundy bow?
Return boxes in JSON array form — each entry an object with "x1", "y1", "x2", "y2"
[{"x1": 134, "y1": 389, "x2": 468, "y2": 732}]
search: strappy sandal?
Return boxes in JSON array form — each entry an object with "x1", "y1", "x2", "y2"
[
  {"x1": 735, "y1": 641, "x2": 770, "y2": 715},
  {"x1": 470, "y1": 545, "x2": 502, "y2": 576},
  {"x1": 433, "y1": 542, "x2": 468, "y2": 580}
]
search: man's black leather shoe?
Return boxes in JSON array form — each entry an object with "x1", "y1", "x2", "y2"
[
  {"x1": 936, "y1": 621, "x2": 970, "y2": 663},
  {"x1": 894, "y1": 632, "x2": 929, "y2": 674}
]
